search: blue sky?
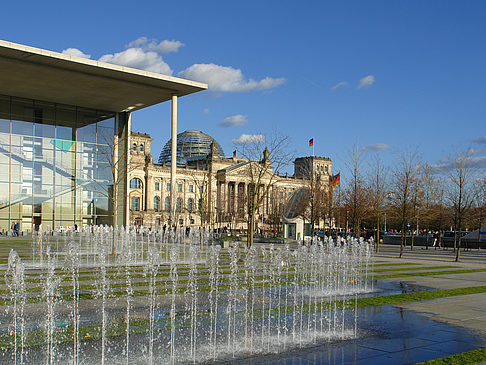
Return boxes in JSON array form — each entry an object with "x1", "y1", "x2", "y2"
[{"x1": 3, "y1": 0, "x2": 486, "y2": 174}]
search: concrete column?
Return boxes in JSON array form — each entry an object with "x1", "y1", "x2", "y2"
[
  {"x1": 170, "y1": 95, "x2": 177, "y2": 224},
  {"x1": 115, "y1": 112, "x2": 131, "y2": 227}
]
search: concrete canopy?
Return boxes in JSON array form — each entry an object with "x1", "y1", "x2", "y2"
[{"x1": 0, "y1": 40, "x2": 207, "y2": 113}]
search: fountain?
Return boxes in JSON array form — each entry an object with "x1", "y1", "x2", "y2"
[{"x1": 1, "y1": 225, "x2": 373, "y2": 364}]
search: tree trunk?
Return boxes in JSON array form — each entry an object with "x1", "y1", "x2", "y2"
[
  {"x1": 400, "y1": 221, "x2": 405, "y2": 258},
  {"x1": 248, "y1": 213, "x2": 255, "y2": 248},
  {"x1": 455, "y1": 217, "x2": 462, "y2": 261},
  {"x1": 200, "y1": 227, "x2": 204, "y2": 250},
  {"x1": 453, "y1": 214, "x2": 457, "y2": 252},
  {"x1": 111, "y1": 186, "x2": 117, "y2": 256},
  {"x1": 375, "y1": 214, "x2": 380, "y2": 253},
  {"x1": 478, "y1": 219, "x2": 482, "y2": 251}
]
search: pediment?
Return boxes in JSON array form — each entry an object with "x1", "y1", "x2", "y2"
[{"x1": 216, "y1": 161, "x2": 275, "y2": 181}]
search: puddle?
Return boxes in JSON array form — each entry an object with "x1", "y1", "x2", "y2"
[{"x1": 225, "y1": 305, "x2": 485, "y2": 364}]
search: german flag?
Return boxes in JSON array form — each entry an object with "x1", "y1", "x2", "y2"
[
  {"x1": 233, "y1": 150, "x2": 237, "y2": 158},
  {"x1": 330, "y1": 173, "x2": 340, "y2": 188},
  {"x1": 309, "y1": 138, "x2": 314, "y2": 147}
]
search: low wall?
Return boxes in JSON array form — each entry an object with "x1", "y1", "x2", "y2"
[{"x1": 383, "y1": 235, "x2": 486, "y2": 249}]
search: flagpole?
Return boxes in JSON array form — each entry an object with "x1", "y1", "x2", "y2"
[{"x1": 312, "y1": 137, "x2": 315, "y2": 157}]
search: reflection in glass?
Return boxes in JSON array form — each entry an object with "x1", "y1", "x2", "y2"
[
  {"x1": 0, "y1": 95, "x2": 116, "y2": 232},
  {"x1": 34, "y1": 123, "x2": 55, "y2": 138},
  {"x1": 12, "y1": 120, "x2": 33, "y2": 136}
]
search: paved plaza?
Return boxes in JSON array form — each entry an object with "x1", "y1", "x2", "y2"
[
  {"x1": 377, "y1": 244, "x2": 486, "y2": 338},
  {"x1": 231, "y1": 243, "x2": 486, "y2": 364}
]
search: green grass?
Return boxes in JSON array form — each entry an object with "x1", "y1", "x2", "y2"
[
  {"x1": 356, "y1": 285, "x2": 486, "y2": 307},
  {"x1": 375, "y1": 268, "x2": 486, "y2": 279},
  {"x1": 416, "y1": 347, "x2": 486, "y2": 365},
  {"x1": 373, "y1": 266, "x2": 458, "y2": 273},
  {"x1": 372, "y1": 262, "x2": 419, "y2": 267}
]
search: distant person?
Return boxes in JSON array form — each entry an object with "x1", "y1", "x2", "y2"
[
  {"x1": 433, "y1": 231, "x2": 440, "y2": 250},
  {"x1": 11, "y1": 222, "x2": 16, "y2": 236},
  {"x1": 14, "y1": 222, "x2": 20, "y2": 237}
]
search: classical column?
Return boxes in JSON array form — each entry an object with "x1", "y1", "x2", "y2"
[
  {"x1": 146, "y1": 175, "x2": 153, "y2": 211},
  {"x1": 226, "y1": 182, "x2": 230, "y2": 213},
  {"x1": 232, "y1": 182, "x2": 237, "y2": 213},
  {"x1": 240, "y1": 183, "x2": 247, "y2": 216},
  {"x1": 170, "y1": 95, "x2": 177, "y2": 225}
]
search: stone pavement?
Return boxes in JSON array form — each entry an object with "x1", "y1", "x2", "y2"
[
  {"x1": 226, "y1": 243, "x2": 486, "y2": 364},
  {"x1": 374, "y1": 243, "x2": 486, "y2": 267},
  {"x1": 375, "y1": 244, "x2": 486, "y2": 337}
]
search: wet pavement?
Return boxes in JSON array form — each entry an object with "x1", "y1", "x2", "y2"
[
  {"x1": 219, "y1": 245, "x2": 486, "y2": 364},
  {"x1": 226, "y1": 305, "x2": 485, "y2": 364}
]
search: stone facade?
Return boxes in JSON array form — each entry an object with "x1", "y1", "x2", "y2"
[{"x1": 128, "y1": 131, "x2": 333, "y2": 231}]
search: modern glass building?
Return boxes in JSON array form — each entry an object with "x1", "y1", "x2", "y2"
[
  {"x1": 0, "y1": 40, "x2": 207, "y2": 233},
  {"x1": 0, "y1": 95, "x2": 116, "y2": 232}
]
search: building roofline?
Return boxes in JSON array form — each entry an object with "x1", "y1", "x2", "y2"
[
  {"x1": 0, "y1": 40, "x2": 208, "y2": 113},
  {"x1": 294, "y1": 156, "x2": 332, "y2": 162}
]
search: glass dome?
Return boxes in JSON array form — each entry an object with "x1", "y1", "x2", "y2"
[{"x1": 158, "y1": 130, "x2": 225, "y2": 165}]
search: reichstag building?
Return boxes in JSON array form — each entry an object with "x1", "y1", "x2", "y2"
[{"x1": 128, "y1": 130, "x2": 334, "y2": 238}]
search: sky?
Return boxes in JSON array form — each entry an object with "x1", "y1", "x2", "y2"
[{"x1": 2, "y1": 0, "x2": 486, "y2": 175}]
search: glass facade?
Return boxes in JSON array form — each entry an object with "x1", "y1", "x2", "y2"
[{"x1": 0, "y1": 94, "x2": 115, "y2": 233}]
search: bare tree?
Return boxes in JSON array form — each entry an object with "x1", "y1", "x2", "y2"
[
  {"x1": 409, "y1": 170, "x2": 424, "y2": 250},
  {"x1": 391, "y1": 150, "x2": 421, "y2": 258},
  {"x1": 420, "y1": 163, "x2": 439, "y2": 249},
  {"x1": 368, "y1": 153, "x2": 388, "y2": 252},
  {"x1": 473, "y1": 178, "x2": 486, "y2": 248},
  {"x1": 266, "y1": 187, "x2": 287, "y2": 237},
  {"x1": 96, "y1": 131, "x2": 142, "y2": 255},
  {"x1": 237, "y1": 133, "x2": 292, "y2": 248},
  {"x1": 97, "y1": 133, "x2": 123, "y2": 229},
  {"x1": 188, "y1": 167, "x2": 211, "y2": 248},
  {"x1": 299, "y1": 159, "x2": 328, "y2": 236},
  {"x1": 343, "y1": 144, "x2": 370, "y2": 238},
  {"x1": 447, "y1": 151, "x2": 476, "y2": 261}
]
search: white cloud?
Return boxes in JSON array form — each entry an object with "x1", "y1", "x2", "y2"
[
  {"x1": 471, "y1": 136, "x2": 486, "y2": 144},
  {"x1": 63, "y1": 38, "x2": 282, "y2": 86},
  {"x1": 357, "y1": 75, "x2": 375, "y2": 89},
  {"x1": 126, "y1": 37, "x2": 184, "y2": 53},
  {"x1": 470, "y1": 156, "x2": 486, "y2": 168},
  {"x1": 220, "y1": 114, "x2": 248, "y2": 128},
  {"x1": 232, "y1": 134, "x2": 265, "y2": 144},
  {"x1": 62, "y1": 48, "x2": 91, "y2": 59},
  {"x1": 331, "y1": 81, "x2": 348, "y2": 91},
  {"x1": 178, "y1": 63, "x2": 285, "y2": 92},
  {"x1": 432, "y1": 155, "x2": 486, "y2": 173},
  {"x1": 361, "y1": 143, "x2": 390, "y2": 152},
  {"x1": 99, "y1": 48, "x2": 173, "y2": 75}
]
